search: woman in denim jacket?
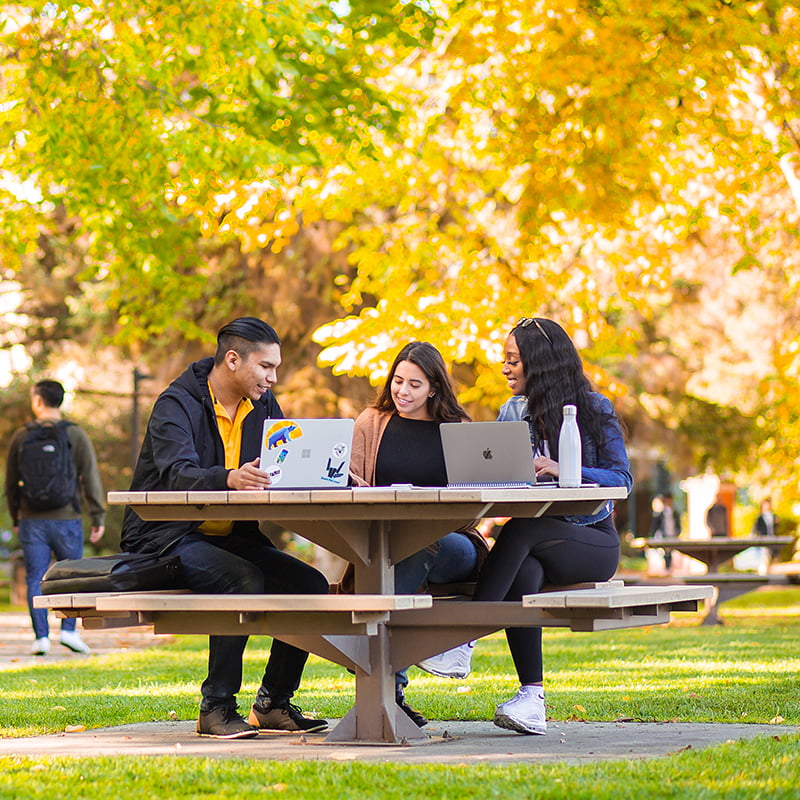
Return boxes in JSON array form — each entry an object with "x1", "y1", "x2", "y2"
[{"x1": 473, "y1": 317, "x2": 633, "y2": 736}]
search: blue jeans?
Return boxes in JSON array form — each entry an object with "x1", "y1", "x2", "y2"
[
  {"x1": 394, "y1": 531, "x2": 478, "y2": 692},
  {"x1": 19, "y1": 518, "x2": 84, "y2": 638},
  {"x1": 170, "y1": 529, "x2": 329, "y2": 711}
]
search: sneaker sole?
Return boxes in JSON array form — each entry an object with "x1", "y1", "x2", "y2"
[
  {"x1": 251, "y1": 724, "x2": 329, "y2": 734},
  {"x1": 196, "y1": 729, "x2": 260, "y2": 739},
  {"x1": 493, "y1": 712, "x2": 547, "y2": 735},
  {"x1": 61, "y1": 645, "x2": 90, "y2": 653},
  {"x1": 248, "y1": 717, "x2": 329, "y2": 734},
  {"x1": 417, "y1": 668, "x2": 470, "y2": 679}
]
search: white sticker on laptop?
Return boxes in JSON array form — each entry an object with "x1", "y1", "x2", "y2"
[{"x1": 265, "y1": 465, "x2": 283, "y2": 485}]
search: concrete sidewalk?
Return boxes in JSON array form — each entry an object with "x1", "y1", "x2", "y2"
[
  {"x1": 2, "y1": 611, "x2": 796, "y2": 764},
  {"x1": 0, "y1": 610, "x2": 172, "y2": 667},
  {"x1": 3, "y1": 719, "x2": 796, "y2": 764}
]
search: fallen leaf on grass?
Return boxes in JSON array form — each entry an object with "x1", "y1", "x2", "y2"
[
  {"x1": 65, "y1": 725, "x2": 86, "y2": 733},
  {"x1": 51, "y1": 706, "x2": 67, "y2": 712},
  {"x1": 770, "y1": 715, "x2": 785, "y2": 724},
  {"x1": 573, "y1": 704, "x2": 587, "y2": 714}
]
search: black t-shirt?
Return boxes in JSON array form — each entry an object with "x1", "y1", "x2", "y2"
[{"x1": 375, "y1": 415, "x2": 447, "y2": 486}]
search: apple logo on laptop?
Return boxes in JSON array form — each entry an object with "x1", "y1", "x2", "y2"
[{"x1": 482, "y1": 448, "x2": 493, "y2": 460}]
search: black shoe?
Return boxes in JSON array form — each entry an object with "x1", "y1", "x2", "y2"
[
  {"x1": 196, "y1": 706, "x2": 259, "y2": 739},
  {"x1": 396, "y1": 695, "x2": 428, "y2": 727},
  {"x1": 248, "y1": 701, "x2": 328, "y2": 733}
]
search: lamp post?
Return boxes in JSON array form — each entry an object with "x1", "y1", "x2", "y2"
[{"x1": 131, "y1": 367, "x2": 151, "y2": 471}]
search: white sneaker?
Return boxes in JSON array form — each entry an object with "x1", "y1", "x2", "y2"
[
  {"x1": 493, "y1": 685, "x2": 547, "y2": 735},
  {"x1": 31, "y1": 637, "x2": 50, "y2": 655},
  {"x1": 60, "y1": 630, "x2": 91, "y2": 654},
  {"x1": 416, "y1": 641, "x2": 474, "y2": 679}
]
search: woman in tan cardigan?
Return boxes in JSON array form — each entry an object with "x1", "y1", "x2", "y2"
[{"x1": 348, "y1": 341, "x2": 487, "y2": 728}]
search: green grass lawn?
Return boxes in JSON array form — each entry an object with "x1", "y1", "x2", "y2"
[{"x1": 2, "y1": 586, "x2": 800, "y2": 798}]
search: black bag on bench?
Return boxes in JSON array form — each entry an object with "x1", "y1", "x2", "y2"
[{"x1": 41, "y1": 552, "x2": 181, "y2": 595}]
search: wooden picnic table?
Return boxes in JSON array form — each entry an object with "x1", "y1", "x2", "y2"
[
  {"x1": 37, "y1": 486, "x2": 711, "y2": 744},
  {"x1": 637, "y1": 536, "x2": 793, "y2": 573},
  {"x1": 632, "y1": 536, "x2": 794, "y2": 625}
]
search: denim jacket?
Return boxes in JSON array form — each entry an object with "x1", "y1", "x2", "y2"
[{"x1": 497, "y1": 393, "x2": 633, "y2": 526}]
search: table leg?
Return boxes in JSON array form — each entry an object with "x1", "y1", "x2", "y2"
[
  {"x1": 353, "y1": 520, "x2": 393, "y2": 594},
  {"x1": 700, "y1": 586, "x2": 722, "y2": 625},
  {"x1": 325, "y1": 623, "x2": 426, "y2": 743},
  {"x1": 701, "y1": 581, "x2": 767, "y2": 626},
  {"x1": 325, "y1": 520, "x2": 425, "y2": 742}
]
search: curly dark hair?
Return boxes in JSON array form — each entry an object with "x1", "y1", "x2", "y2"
[
  {"x1": 374, "y1": 341, "x2": 469, "y2": 423},
  {"x1": 510, "y1": 318, "x2": 613, "y2": 453}
]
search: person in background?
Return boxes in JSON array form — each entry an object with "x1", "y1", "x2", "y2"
[
  {"x1": 5, "y1": 380, "x2": 105, "y2": 656},
  {"x1": 750, "y1": 498, "x2": 779, "y2": 574},
  {"x1": 348, "y1": 341, "x2": 488, "y2": 727},
  {"x1": 752, "y1": 498, "x2": 778, "y2": 537},
  {"x1": 706, "y1": 495, "x2": 729, "y2": 537},
  {"x1": 121, "y1": 317, "x2": 329, "y2": 739},
  {"x1": 471, "y1": 317, "x2": 632, "y2": 735},
  {"x1": 650, "y1": 492, "x2": 681, "y2": 571}
]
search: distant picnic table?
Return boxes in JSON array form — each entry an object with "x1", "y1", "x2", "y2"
[{"x1": 631, "y1": 536, "x2": 794, "y2": 625}]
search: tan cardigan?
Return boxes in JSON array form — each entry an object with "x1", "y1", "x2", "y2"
[{"x1": 349, "y1": 407, "x2": 394, "y2": 487}]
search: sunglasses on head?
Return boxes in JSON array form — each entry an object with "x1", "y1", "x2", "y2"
[{"x1": 515, "y1": 317, "x2": 552, "y2": 344}]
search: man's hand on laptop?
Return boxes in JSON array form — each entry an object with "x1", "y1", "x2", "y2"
[{"x1": 227, "y1": 458, "x2": 272, "y2": 490}]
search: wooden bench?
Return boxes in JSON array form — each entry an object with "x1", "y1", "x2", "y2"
[
  {"x1": 768, "y1": 561, "x2": 800, "y2": 584},
  {"x1": 683, "y1": 573, "x2": 789, "y2": 625},
  {"x1": 620, "y1": 572, "x2": 790, "y2": 625},
  {"x1": 34, "y1": 592, "x2": 434, "y2": 675},
  {"x1": 35, "y1": 580, "x2": 712, "y2": 673}
]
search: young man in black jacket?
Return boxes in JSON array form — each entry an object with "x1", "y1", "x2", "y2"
[{"x1": 122, "y1": 317, "x2": 329, "y2": 739}]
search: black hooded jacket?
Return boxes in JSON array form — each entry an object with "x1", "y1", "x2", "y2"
[{"x1": 121, "y1": 357, "x2": 283, "y2": 554}]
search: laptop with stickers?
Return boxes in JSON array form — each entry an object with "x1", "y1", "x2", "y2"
[
  {"x1": 259, "y1": 418, "x2": 354, "y2": 489},
  {"x1": 440, "y1": 421, "x2": 556, "y2": 488}
]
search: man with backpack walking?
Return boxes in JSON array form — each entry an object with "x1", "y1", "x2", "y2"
[{"x1": 5, "y1": 380, "x2": 105, "y2": 655}]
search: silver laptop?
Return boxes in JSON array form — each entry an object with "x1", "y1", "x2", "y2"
[
  {"x1": 259, "y1": 418, "x2": 354, "y2": 489},
  {"x1": 440, "y1": 421, "x2": 555, "y2": 488}
]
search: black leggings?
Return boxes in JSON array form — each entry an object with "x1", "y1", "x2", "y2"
[{"x1": 472, "y1": 515, "x2": 620, "y2": 684}]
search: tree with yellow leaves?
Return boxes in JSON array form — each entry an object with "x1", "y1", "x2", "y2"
[{"x1": 203, "y1": 1, "x2": 800, "y2": 499}]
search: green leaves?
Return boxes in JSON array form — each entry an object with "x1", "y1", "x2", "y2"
[{"x1": 0, "y1": 1, "x2": 438, "y2": 345}]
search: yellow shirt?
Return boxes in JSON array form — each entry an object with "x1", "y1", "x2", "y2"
[{"x1": 199, "y1": 387, "x2": 254, "y2": 536}]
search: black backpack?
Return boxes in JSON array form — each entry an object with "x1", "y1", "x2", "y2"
[{"x1": 17, "y1": 420, "x2": 78, "y2": 511}]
